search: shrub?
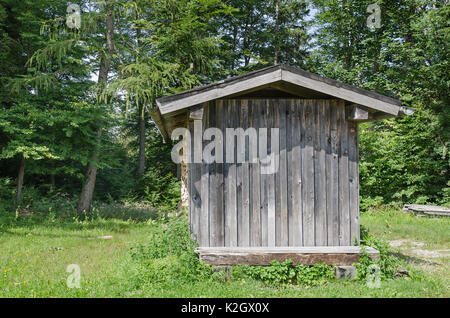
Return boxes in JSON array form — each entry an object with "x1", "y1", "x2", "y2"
[
  {"x1": 355, "y1": 225, "x2": 401, "y2": 281},
  {"x1": 129, "y1": 214, "x2": 211, "y2": 285},
  {"x1": 139, "y1": 168, "x2": 181, "y2": 211},
  {"x1": 360, "y1": 195, "x2": 385, "y2": 212},
  {"x1": 232, "y1": 260, "x2": 335, "y2": 286}
]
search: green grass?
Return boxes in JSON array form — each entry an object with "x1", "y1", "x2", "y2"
[{"x1": 0, "y1": 205, "x2": 448, "y2": 298}]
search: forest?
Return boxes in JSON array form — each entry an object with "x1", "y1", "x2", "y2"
[
  {"x1": 0, "y1": 0, "x2": 448, "y2": 213},
  {"x1": 0, "y1": 0, "x2": 449, "y2": 300}
]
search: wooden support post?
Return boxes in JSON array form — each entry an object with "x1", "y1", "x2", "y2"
[
  {"x1": 347, "y1": 104, "x2": 369, "y2": 121},
  {"x1": 189, "y1": 105, "x2": 204, "y2": 120}
]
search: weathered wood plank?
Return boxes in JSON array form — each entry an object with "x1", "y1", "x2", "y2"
[
  {"x1": 286, "y1": 100, "x2": 293, "y2": 246},
  {"x1": 189, "y1": 120, "x2": 202, "y2": 244},
  {"x1": 249, "y1": 100, "x2": 262, "y2": 246},
  {"x1": 208, "y1": 101, "x2": 218, "y2": 246},
  {"x1": 274, "y1": 100, "x2": 281, "y2": 246},
  {"x1": 290, "y1": 99, "x2": 303, "y2": 246},
  {"x1": 236, "y1": 102, "x2": 243, "y2": 246},
  {"x1": 348, "y1": 120, "x2": 360, "y2": 245},
  {"x1": 302, "y1": 100, "x2": 315, "y2": 246},
  {"x1": 196, "y1": 246, "x2": 380, "y2": 266},
  {"x1": 314, "y1": 100, "x2": 328, "y2": 246},
  {"x1": 200, "y1": 102, "x2": 210, "y2": 247},
  {"x1": 259, "y1": 100, "x2": 269, "y2": 246},
  {"x1": 215, "y1": 100, "x2": 225, "y2": 246},
  {"x1": 279, "y1": 100, "x2": 289, "y2": 246},
  {"x1": 239, "y1": 100, "x2": 250, "y2": 246},
  {"x1": 327, "y1": 100, "x2": 340, "y2": 246},
  {"x1": 338, "y1": 101, "x2": 351, "y2": 246},
  {"x1": 267, "y1": 99, "x2": 276, "y2": 247},
  {"x1": 227, "y1": 100, "x2": 238, "y2": 247}
]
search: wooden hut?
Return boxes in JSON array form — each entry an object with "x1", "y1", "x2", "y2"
[{"x1": 152, "y1": 65, "x2": 409, "y2": 266}]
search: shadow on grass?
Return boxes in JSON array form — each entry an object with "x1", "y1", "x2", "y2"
[
  {"x1": 0, "y1": 201, "x2": 166, "y2": 235},
  {"x1": 390, "y1": 251, "x2": 439, "y2": 266}
]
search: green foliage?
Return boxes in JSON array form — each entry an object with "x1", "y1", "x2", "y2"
[
  {"x1": 233, "y1": 260, "x2": 335, "y2": 286},
  {"x1": 140, "y1": 168, "x2": 180, "y2": 211},
  {"x1": 0, "y1": 0, "x2": 448, "y2": 217},
  {"x1": 0, "y1": 177, "x2": 14, "y2": 200},
  {"x1": 355, "y1": 225, "x2": 401, "y2": 281},
  {"x1": 360, "y1": 195, "x2": 385, "y2": 212},
  {"x1": 129, "y1": 215, "x2": 212, "y2": 285},
  {"x1": 311, "y1": 1, "x2": 449, "y2": 206},
  {"x1": 360, "y1": 107, "x2": 449, "y2": 205},
  {"x1": 218, "y1": 0, "x2": 310, "y2": 73}
]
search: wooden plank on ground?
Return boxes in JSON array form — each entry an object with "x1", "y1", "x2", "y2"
[{"x1": 403, "y1": 204, "x2": 450, "y2": 217}]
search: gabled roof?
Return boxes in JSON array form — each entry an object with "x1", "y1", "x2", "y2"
[
  {"x1": 156, "y1": 64, "x2": 403, "y2": 115},
  {"x1": 153, "y1": 64, "x2": 409, "y2": 142}
]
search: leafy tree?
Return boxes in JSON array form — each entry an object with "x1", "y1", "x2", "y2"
[
  {"x1": 218, "y1": 0, "x2": 310, "y2": 73},
  {"x1": 312, "y1": 0, "x2": 449, "y2": 205}
]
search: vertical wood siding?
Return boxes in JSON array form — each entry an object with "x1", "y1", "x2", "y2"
[{"x1": 188, "y1": 99, "x2": 359, "y2": 247}]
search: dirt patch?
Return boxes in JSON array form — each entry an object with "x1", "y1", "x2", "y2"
[
  {"x1": 410, "y1": 248, "x2": 450, "y2": 258},
  {"x1": 389, "y1": 239, "x2": 424, "y2": 248},
  {"x1": 389, "y1": 239, "x2": 449, "y2": 260}
]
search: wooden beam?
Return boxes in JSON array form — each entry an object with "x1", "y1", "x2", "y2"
[
  {"x1": 195, "y1": 246, "x2": 379, "y2": 266},
  {"x1": 159, "y1": 69, "x2": 282, "y2": 114},
  {"x1": 149, "y1": 108, "x2": 170, "y2": 142},
  {"x1": 347, "y1": 104, "x2": 369, "y2": 121},
  {"x1": 189, "y1": 105, "x2": 204, "y2": 120},
  {"x1": 281, "y1": 70, "x2": 400, "y2": 115}
]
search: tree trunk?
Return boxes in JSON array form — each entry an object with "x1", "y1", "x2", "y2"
[
  {"x1": 77, "y1": 0, "x2": 114, "y2": 213},
  {"x1": 77, "y1": 128, "x2": 102, "y2": 213},
  {"x1": 50, "y1": 174, "x2": 55, "y2": 189},
  {"x1": 274, "y1": 0, "x2": 279, "y2": 65},
  {"x1": 135, "y1": 11, "x2": 145, "y2": 178},
  {"x1": 16, "y1": 155, "x2": 25, "y2": 203},
  {"x1": 50, "y1": 161, "x2": 56, "y2": 190},
  {"x1": 137, "y1": 103, "x2": 146, "y2": 178}
]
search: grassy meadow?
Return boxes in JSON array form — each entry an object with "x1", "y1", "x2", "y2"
[{"x1": 0, "y1": 205, "x2": 448, "y2": 298}]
